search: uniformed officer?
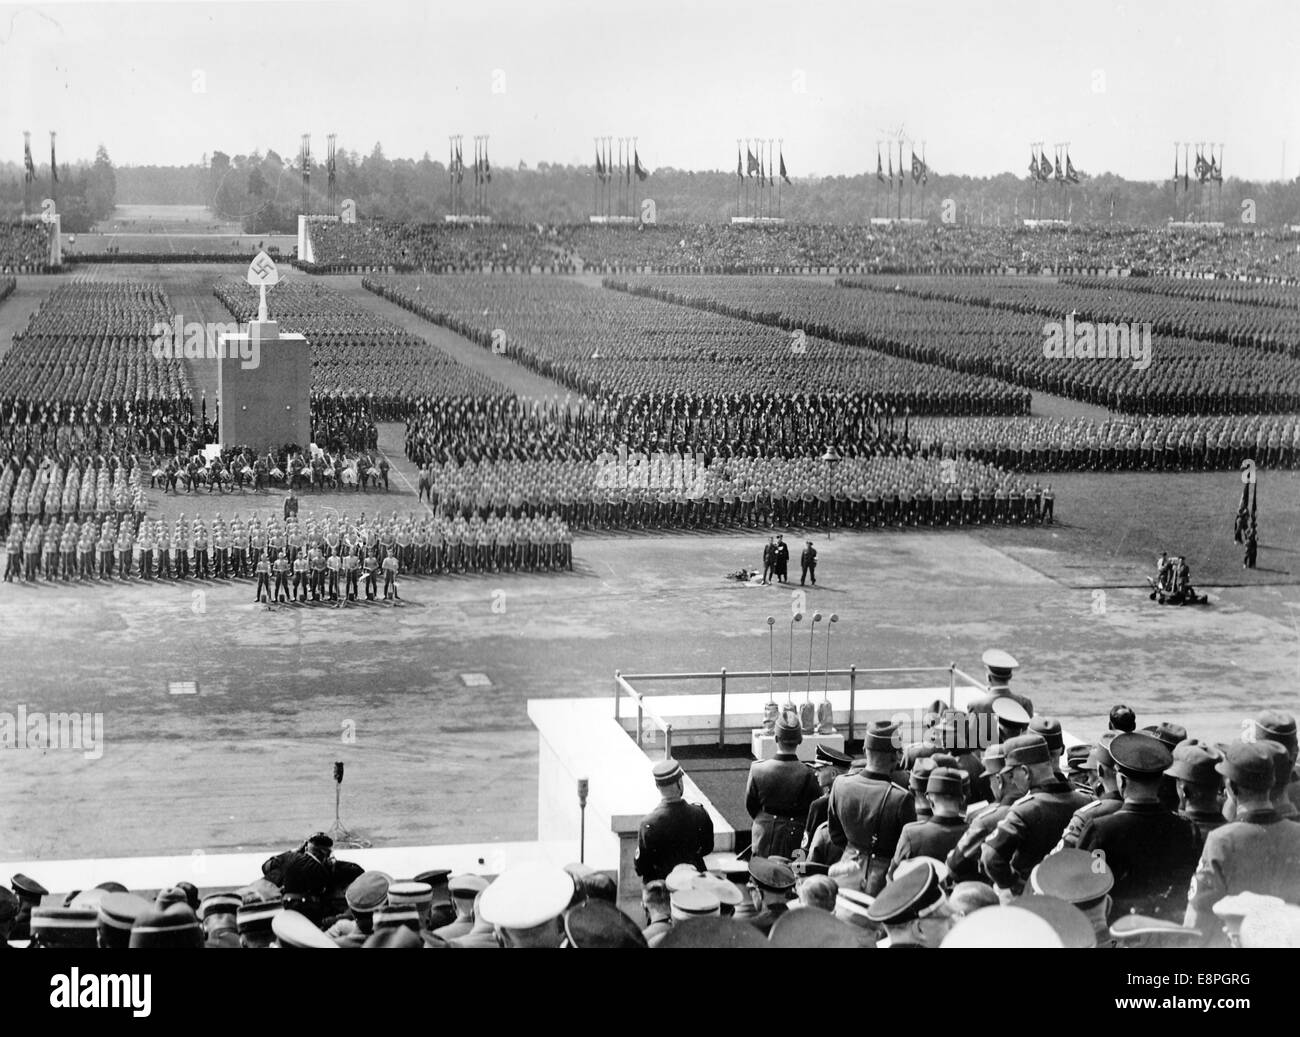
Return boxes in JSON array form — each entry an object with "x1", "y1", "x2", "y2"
[
  {"x1": 827, "y1": 719, "x2": 916, "y2": 896},
  {"x1": 802, "y1": 745, "x2": 852, "y2": 857},
  {"x1": 1028, "y1": 848, "x2": 1116, "y2": 948},
  {"x1": 1166, "y1": 742, "x2": 1227, "y2": 847},
  {"x1": 947, "y1": 743, "x2": 1015, "y2": 874},
  {"x1": 477, "y1": 863, "x2": 575, "y2": 948},
  {"x1": 1054, "y1": 730, "x2": 1123, "y2": 851},
  {"x1": 9, "y1": 873, "x2": 48, "y2": 941},
  {"x1": 198, "y1": 893, "x2": 243, "y2": 948},
  {"x1": 968, "y1": 649, "x2": 1034, "y2": 731},
  {"x1": 866, "y1": 858, "x2": 953, "y2": 948},
  {"x1": 1185, "y1": 740, "x2": 1300, "y2": 943},
  {"x1": 430, "y1": 874, "x2": 488, "y2": 943},
  {"x1": 382, "y1": 550, "x2": 400, "y2": 601},
  {"x1": 634, "y1": 759, "x2": 715, "y2": 883},
  {"x1": 272, "y1": 552, "x2": 292, "y2": 602},
  {"x1": 1252, "y1": 710, "x2": 1300, "y2": 818},
  {"x1": 745, "y1": 857, "x2": 796, "y2": 936},
  {"x1": 981, "y1": 733, "x2": 1089, "y2": 899},
  {"x1": 744, "y1": 711, "x2": 821, "y2": 859},
  {"x1": 888, "y1": 767, "x2": 977, "y2": 883},
  {"x1": 1077, "y1": 732, "x2": 1200, "y2": 922},
  {"x1": 253, "y1": 553, "x2": 272, "y2": 603}
]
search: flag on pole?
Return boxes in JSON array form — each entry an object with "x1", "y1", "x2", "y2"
[
  {"x1": 50, "y1": 134, "x2": 58, "y2": 184},
  {"x1": 888, "y1": 152, "x2": 894, "y2": 185},
  {"x1": 1172, "y1": 150, "x2": 1179, "y2": 185},
  {"x1": 1065, "y1": 152, "x2": 1079, "y2": 184},
  {"x1": 736, "y1": 146, "x2": 743, "y2": 180},
  {"x1": 1029, "y1": 151, "x2": 1039, "y2": 178},
  {"x1": 456, "y1": 145, "x2": 464, "y2": 183},
  {"x1": 911, "y1": 151, "x2": 925, "y2": 184},
  {"x1": 484, "y1": 144, "x2": 491, "y2": 183},
  {"x1": 635, "y1": 149, "x2": 648, "y2": 181},
  {"x1": 1038, "y1": 155, "x2": 1053, "y2": 183},
  {"x1": 780, "y1": 152, "x2": 790, "y2": 185},
  {"x1": 1211, "y1": 154, "x2": 1223, "y2": 182},
  {"x1": 747, "y1": 147, "x2": 760, "y2": 177},
  {"x1": 596, "y1": 147, "x2": 605, "y2": 180},
  {"x1": 877, "y1": 148, "x2": 885, "y2": 183},
  {"x1": 23, "y1": 135, "x2": 35, "y2": 183}
]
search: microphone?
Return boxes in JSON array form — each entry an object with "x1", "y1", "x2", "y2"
[{"x1": 577, "y1": 777, "x2": 589, "y2": 808}]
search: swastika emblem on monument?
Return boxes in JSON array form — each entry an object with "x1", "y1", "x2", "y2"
[{"x1": 246, "y1": 250, "x2": 280, "y2": 286}]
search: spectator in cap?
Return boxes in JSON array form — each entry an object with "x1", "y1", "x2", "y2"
[
  {"x1": 387, "y1": 880, "x2": 435, "y2": 931},
  {"x1": 968, "y1": 648, "x2": 1034, "y2": 727},
  {"x1": 10, "y1": 873, "x2": 47, "y2": 941},
  {"x1": 272, "y1": 909, "x2": 339, "y2": 949},
  {"x1": 1166, "y1": 742, "x2": 1227, "y2": 848},
  {"x1": 745, "y1": 710, "x2": 821, "y2": 858},
  {"x1": 1108, "y1": 704, "x2": 1137, "y2": 733},
  {"x1": 129, "y1": 904, "x2": 204, "y2": 949},
  {"x1": 236, "y1": 900, "x2": 283, "y2": 948},
  {"x1": 478, "y1": 863, "x2": 575, "y2": 948},
  {"x1": 325, "y1": 870, "x2": 389, "y2": 946},
  {"x1": 981, "y1": 733, "x2": 1089, "y2": 900},
  {"x1": 639, "y1": 880, "x2": 673, "y2": 946},
  {"x1": 801, "y1": 745, "x2": 851, "y2": 857},
  {"x1": 990, "y1": 695, "x2": 1031, "y2": 743},
  {"x1": 1108, "y1": 914, "x2": 1205, "y2": 948},
  {"x1": 941, "y1": 905, "x2": 1064, "y2": 948},
  {"x1": 634, "y1": 758, "x2": 715, "y2": 883},
  {"x1": 1253, "y1": 710, "x2": 1300, "y2": 819},
  {"x1": 1077, "y1": 733, "x2": 1199, "y2": 922},
  {"x1": 745, "y1": 857, "x2": 796, "y2": 936},
  {"x1": 1185, "y1": 740, "x2": 1300, "y2": 943},
  {"x1": 947, "y1": 743, "x2": 1020, "y2": 875},
  {"x1": 198, "y1": 893, "x2": 242, "y2": 949},
  {"x1": 279, "y1": 833, "x2": 335, "y2": 925},
  {"x1": 1029, "y1": 848, "x2": 1115, "y2": 947},
  {"x1": 888, "y1": 768, "x2": 976, "y2": 883},
  {"x1": 907, "y1": 757, "x2": 939, "y2": 821},
  {"x1": 0, "y1": 887, "x2": 18, "y2": 945},
  {"x1": 1211, "y1": 892, "x2": 1285, "y2": 947},
  {"x1": 563, "y1": 900, "x2": 647, "y2": 949},
  {"x1": 1013, "y1": 894, "x2": 1097, "y2": 948},
  {"x1": 97, "y1": 893, "x2": 151, "y2": 949},
  {"x1": 1145, "y1": 722, "x2": 1189, "y2": 812},
  {"x1": 432, "y1": 874, "x2": 488, "y2": 942},
  {"x1": 174, "y1": 881, "x2": 201, "y2": 913},
  {"x1": 29, "y1": 907, "x2": 99, "y2": 949},
  {"x1": 1029, "y1": 716, "x2": 1065, "y2": 777},
  {"x1": 828, "y1": 720, "x2": 916, "y2": 896},
  {"x1": 866, "y1": 859, "x2": 953, "y2": 948},
  {"x1": 1054, "y1": 730, "x2": 1124, "y2": 852},
  {"x1": 447, "y1": 891, "x2": 498, "y2": 949}
]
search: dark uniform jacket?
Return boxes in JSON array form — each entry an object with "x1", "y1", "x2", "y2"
[
  {"x1": 827, "y1": 770, "x2": 916, "y2": 895},
  {"x1": 947, "y1": 801, "x2": 1012, "y2": 873},
  {"x1": 982, "y1": 779, "x2": 1089, "y2": 890},
  {"x1": 890, "y1": 815, "x2": 975, "y2": 883},
  {"x1": 747, "y1": 753, "x2": 821, "y2": 858},
  {"x1": 1179, "y1": 808, "x2": 1228, "y2": 852},
  {"x1": 634, "y1": 798, "x2": 715, "y2": 882},
  {"x1": 1077, "y1": 801, "x2": 1200, "y2": 921},
  {"x1": 746, "y1": 754, "x2": 820, "y2": 823},
  {"x1": 1185, "y1": 807, "x2": 1300, "y2": 934},
  {"x1": 803, "y1": 793, "x2": 831, "y2": 848}
]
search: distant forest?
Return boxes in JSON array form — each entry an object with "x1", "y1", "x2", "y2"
[{"x1": 6, "y1": 143, "x2": 1300, "y2": 231}]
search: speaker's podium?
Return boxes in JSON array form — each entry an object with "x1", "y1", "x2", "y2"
[{"x1": 217, "y1": 252, "x2": 311, "y2": 453}]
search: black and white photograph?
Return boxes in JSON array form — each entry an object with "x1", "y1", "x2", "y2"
[{"x1": 0, "y1": 0, "x2": 1297, "y2": 1004}]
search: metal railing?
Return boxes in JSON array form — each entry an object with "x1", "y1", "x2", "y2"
[{"x1": 615, "y1": 663, "x2": 989, "y2": 748}]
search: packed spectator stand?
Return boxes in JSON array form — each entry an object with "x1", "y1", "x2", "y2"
[{"x1": 5, "y1": 701, "x2": 1297, "y2": 948}]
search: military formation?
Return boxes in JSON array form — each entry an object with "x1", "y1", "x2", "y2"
[{"x1": 3, "y1": 505, "x2": 572, "y2": 588}]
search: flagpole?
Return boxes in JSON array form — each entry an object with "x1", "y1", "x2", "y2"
[
  {"x1": 778, "y1": 138, "x2": 783, "y2": 219},
  {"x1": 921, "y1": 141, "x2": 926, "y2": 221},
  {"x1": 633, "y1": 136, "x2": 639, "y2": 220},
  {"x1": 50, "y1": 130, "x2": 57, "y2": 207},
  {"x1": 23, "y1": 131, "x2": 31, "y2": 218},
  {"x1": 736, "y1": 138, "x2": 741, "y2": 219}
]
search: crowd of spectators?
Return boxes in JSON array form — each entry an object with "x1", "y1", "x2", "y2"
[
  {"x1": 0, "y1": 221, "x2": 55, "y2": 271},
  {"x1": 5, "y1": 700, "x2": 1296, "y2": 948},
  {"x1": 299, "y1": 221, "x2": 1300, "y2": 280}
]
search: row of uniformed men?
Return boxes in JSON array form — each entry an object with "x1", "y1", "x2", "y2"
[{"x1": 2, "y1": 510, "x2": 574, "y2": 583}]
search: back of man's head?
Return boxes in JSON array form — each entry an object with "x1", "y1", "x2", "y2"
[
  {"x1": 798, "y1": 876, "x2": 838, "y2": 913},
  {"x1": 642, "y1": 880, "x2": 670, "y2": 918}
]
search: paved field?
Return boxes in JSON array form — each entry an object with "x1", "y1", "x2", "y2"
[
  {"x1": 1, "y1": 464, "x2": 1296, "y2": 860},
  {"x1": 1, "y1": 263, "x2": 1297, "y2": 864}
]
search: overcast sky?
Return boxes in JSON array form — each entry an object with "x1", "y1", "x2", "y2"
[{"x1": 1, "y1": 0, "x2": 1297, "y2": 180}]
